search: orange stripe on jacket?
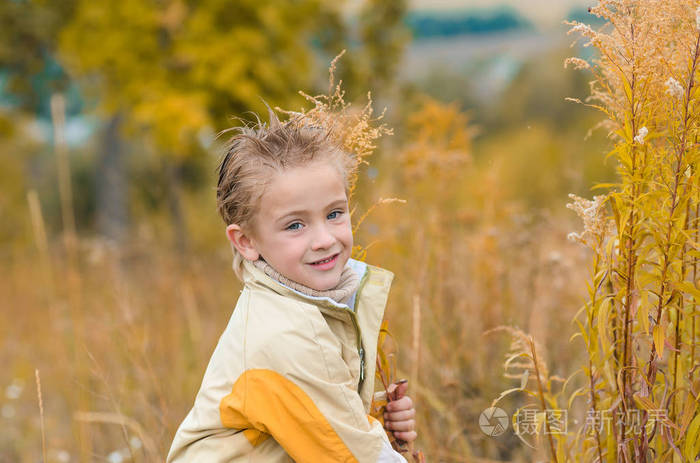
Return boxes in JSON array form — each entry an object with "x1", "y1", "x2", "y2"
[{"x1": 220, "y1": 368, "x2": 359, "y2": 462}]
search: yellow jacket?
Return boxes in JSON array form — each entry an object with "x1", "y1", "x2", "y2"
[{"x1": 167, "y1": 259, "x2": 407, "y2": 462}]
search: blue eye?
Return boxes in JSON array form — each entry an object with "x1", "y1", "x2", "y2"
[
  {"x1": 286, "y1": 222, "x2": 302, "y2": 231},
  {"x1": 328, "y1": 210, "x2": 343, "y2": 220}
]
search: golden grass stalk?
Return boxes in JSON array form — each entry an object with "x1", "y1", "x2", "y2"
[
  {"x1": 35, "y1": 369, "x2": 47, "y2": 463},
  {"x1": 50, "y1": 93, "x2": 77, "y2": 258},
  {"x1": 487, "y1": 326, "x2": 565, "y2": 462},
  {"x1": 50, "y1": 91, "x2": 92, "y2": 461},
  {"x1": 27, "y1": 189, "x2": 57, "y2": 309},
  {"x1": 27, "y1": 190, "x2": 49, "y2": 260}
]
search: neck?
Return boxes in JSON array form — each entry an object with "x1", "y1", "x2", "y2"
[{"x1": 252, "y1": 259, "x2": 360, "y2": 305}]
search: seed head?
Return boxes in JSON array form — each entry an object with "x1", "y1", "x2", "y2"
[
  {"x1": 566, "y1": 194, "x2": 612, "y2": 248},
  {"x1": 569, "y1": 23, "x2": 595, "y2": 36},
  {"x1": 564, "y1": 57, "x2": 590, "y2": 70},
  {"x1": 665, "y1": 77, "x2": 684, "y2": 99},
  {"x1": 566, "y1": 21, "x2": 600, "y2": 48},
  {"x1": 567, "y1": 232, "x2": 583, "y2": 243},
  {"x1": 634, "y1": 126, "x2": 648, "y2": 145}
]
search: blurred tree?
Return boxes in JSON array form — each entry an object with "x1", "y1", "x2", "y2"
[{"x1": 0, "y1": 0, "x2": 76, "y2": 113}]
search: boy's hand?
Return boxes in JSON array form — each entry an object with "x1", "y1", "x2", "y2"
[{"x1": 384, "y1": 380, "x2": 417, "y2": 443}]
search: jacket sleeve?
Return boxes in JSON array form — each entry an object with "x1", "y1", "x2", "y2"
[{"x1": 218, "y1": 298, "x2": 407, "y2": 463}]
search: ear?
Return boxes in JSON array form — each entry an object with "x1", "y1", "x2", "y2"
[{"x1": 226, "y1": 224, "x2": 260, "y2": 261}]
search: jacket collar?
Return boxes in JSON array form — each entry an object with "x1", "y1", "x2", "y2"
[{"x1": 241, "y1": 258, "x2": 379, "y2": 311}]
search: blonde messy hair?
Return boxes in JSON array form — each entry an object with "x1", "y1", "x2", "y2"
[{"x1": 216, "y1": 109, "x2": 356, "y2": 279}]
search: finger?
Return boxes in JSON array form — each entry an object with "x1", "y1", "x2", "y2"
[
  {"x1": 386, "y1": 395, "x2": 413, "y2": 412},
  {"x1": 384, "y1": 409, "x2": 415, "y2": 422},
  {"x1": 385, "y1": 419, "x2": 415, "y2": 432},
  {"x1": 387, "y1": 379, "x2": 408, "y2": 402},
  {"x1": 394, "y1": 380, "x2": 408, "y2": 400},
  {"x1": 393, "y1": 430, "x2": 417, "y2": 442}
]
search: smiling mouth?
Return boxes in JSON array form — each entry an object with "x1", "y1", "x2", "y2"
[{"x1": 309, "y1": 253, "x2": 339, "y2": 266}]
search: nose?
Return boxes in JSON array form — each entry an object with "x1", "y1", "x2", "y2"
[{"x1": 310, "y1": 223, "x2": 336, "y2": 251}]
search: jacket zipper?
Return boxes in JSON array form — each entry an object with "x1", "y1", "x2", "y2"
[{"x1": 345, "y1": 269, "x2": 370, "y2": 392}]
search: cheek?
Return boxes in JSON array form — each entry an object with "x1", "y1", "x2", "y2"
[
  {"x1": 284, "y1": 237, "x2": 308, "y2": 261},
  {"x1": 340, "y1": 222, "x2": 353, "y2": 248}
]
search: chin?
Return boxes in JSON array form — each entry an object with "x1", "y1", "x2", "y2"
[
  {"x1": 316, "y1": 280, "x2": 339, "y2": 292},
  {"x1": 313, "y1": 274, "x2": 343, "y2": 291}
]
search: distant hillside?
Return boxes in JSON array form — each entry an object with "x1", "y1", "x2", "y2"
[{"x1": 405, "y1": 7, "x2": 533, "y2": 39}]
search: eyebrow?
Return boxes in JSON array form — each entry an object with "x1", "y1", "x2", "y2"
[{"x1": 275, "y1": 198, "x2": 348, "y2": 223}]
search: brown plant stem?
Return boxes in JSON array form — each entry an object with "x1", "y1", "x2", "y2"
[
  {"x1": 672, "y1": 199, "x2": 692, "y2": 421},
  {"x1": 619, "y1": 20, "x2": 640, "y2": 455},
  {"x1": 529, "y1": 336, "x2": 558, "y2": 463},
  {"x1": 588, "y1": 241, "x2": 605, "y2": 463}
]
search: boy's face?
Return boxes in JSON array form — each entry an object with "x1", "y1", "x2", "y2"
[{"x1": 229, "y1": 160, "x2": 353, "y2": 291}]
